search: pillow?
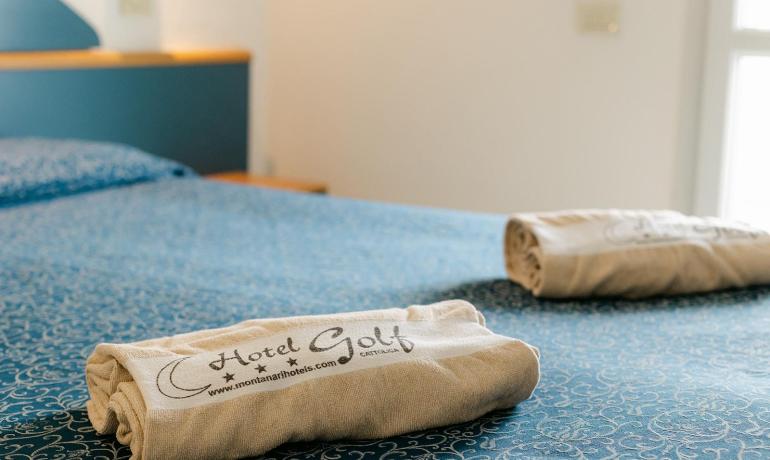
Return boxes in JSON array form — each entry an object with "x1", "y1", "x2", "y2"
[{"x1": 0, "y1": 138, "x2": 194, "y2": 206}]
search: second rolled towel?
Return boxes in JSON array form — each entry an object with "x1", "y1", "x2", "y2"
[
  {"x1": 86, "y1": 300, "x2": 540, "y2": 460},
  {"x1": 505, "y1": 209, "x2": 770, "y2": 298}
]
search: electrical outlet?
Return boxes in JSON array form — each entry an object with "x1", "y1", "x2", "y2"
[
  {"x1": 576, "y1": 0, "x2": 620, "y2": 34},
  {"x1": 119, "y1": 0, "x2": 153, "y2": 17}
]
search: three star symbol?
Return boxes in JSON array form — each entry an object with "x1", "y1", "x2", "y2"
[
  {"x1": 287, "y1": 358, "x2": 298, "y2": 367},
  {"x1": 223, "y1": 372, "x2": 235, "y2": 383},
  {"x1": 256, "y1": 364, "x2": 267, "y2": 373}
]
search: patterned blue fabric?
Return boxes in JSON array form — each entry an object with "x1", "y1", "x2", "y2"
[
  {"x1": 1, "y1": 178, "x2": 769, "y2": 459},
  {"x1": 0, "y1": 138, "x2": 193, "y2": 206}
]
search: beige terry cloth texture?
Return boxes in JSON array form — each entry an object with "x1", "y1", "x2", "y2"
[
  {"x1": 505, "y1": 209, "x2": 770, "y2": 298},
  {"x1": 86, "y1": 300, "x2": 540, "y2": 460}
]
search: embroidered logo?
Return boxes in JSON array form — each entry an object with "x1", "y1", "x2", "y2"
[{"x1": 125, "y1": 318, "x2": 507, "y2": 410}]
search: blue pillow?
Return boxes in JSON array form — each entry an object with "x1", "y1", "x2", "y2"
[{"x1": 0, "y1": 138, "x2": 195, "y2": 206}]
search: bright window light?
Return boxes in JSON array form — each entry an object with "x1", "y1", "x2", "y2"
[
  {"x1": 735, "y1": 0, "x2": 770, "y2": 31},
  {"x1": 722, "y1": 55, "x2": 770, "y2": 228}
]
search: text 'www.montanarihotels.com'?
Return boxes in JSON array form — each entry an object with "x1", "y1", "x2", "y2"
[{"x1": 208, "y1": 360, "x2": 339, "y2": 397}]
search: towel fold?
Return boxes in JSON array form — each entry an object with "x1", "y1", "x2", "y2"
[
  {"x1": 86, "y1": 300, "x2": 540, "y2": 460},
  {"x1": 504, "y1": 209, "x2": 770, "y2": 298}
]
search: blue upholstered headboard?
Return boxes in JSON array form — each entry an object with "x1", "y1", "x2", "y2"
[
  {"x1": 0, "y1": 0, "x2": 99, "y2": 51},
  {"x1": 0, "y1": 56, "x2": 249, "y2": 174},
  {"x1": 0, "y1": 1, "x2": 248, "y2": 174}
]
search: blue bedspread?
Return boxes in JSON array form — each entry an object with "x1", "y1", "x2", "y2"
[{"x1": 1, "y1": 177, "x2": 769, "y2": 459}]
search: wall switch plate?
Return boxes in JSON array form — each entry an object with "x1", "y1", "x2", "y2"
[
  {"x1": 576, "y1": 0, "x2": 620, "y2": 34},
  {"x1": 119, "y1": 0, "x2": 153, "y2": 17}
]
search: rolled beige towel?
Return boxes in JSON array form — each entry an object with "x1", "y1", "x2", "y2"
[
  {"x1": 86, "y1": 300, "x2": 540, "y2": 460},
  {"x1": 505, "y1": 209, "x2": 770, "y2": 298}
]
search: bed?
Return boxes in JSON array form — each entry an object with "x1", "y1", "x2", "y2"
[{"x1": 1, "y1": 142, "x2": 769, "y2": 459}]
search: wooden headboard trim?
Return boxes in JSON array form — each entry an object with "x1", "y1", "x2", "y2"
[{"x1": 0, "y1": 49, "x2": 250, "y2": 70}]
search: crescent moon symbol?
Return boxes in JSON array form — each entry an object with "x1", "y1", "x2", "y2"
[{"x1": 155, "y1": 357, "x2": 212, "y2": 399}]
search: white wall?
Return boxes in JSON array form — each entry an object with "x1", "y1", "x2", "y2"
[
  {"x1": 64, "y1": 0, "x2": 161, "y2": 50},
  {"x1": 63, "y1": 0, "x2": 706, "y2": 214},
  {"x1": 264, "y1": 0, "x2": 706, "y2": 213}
]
